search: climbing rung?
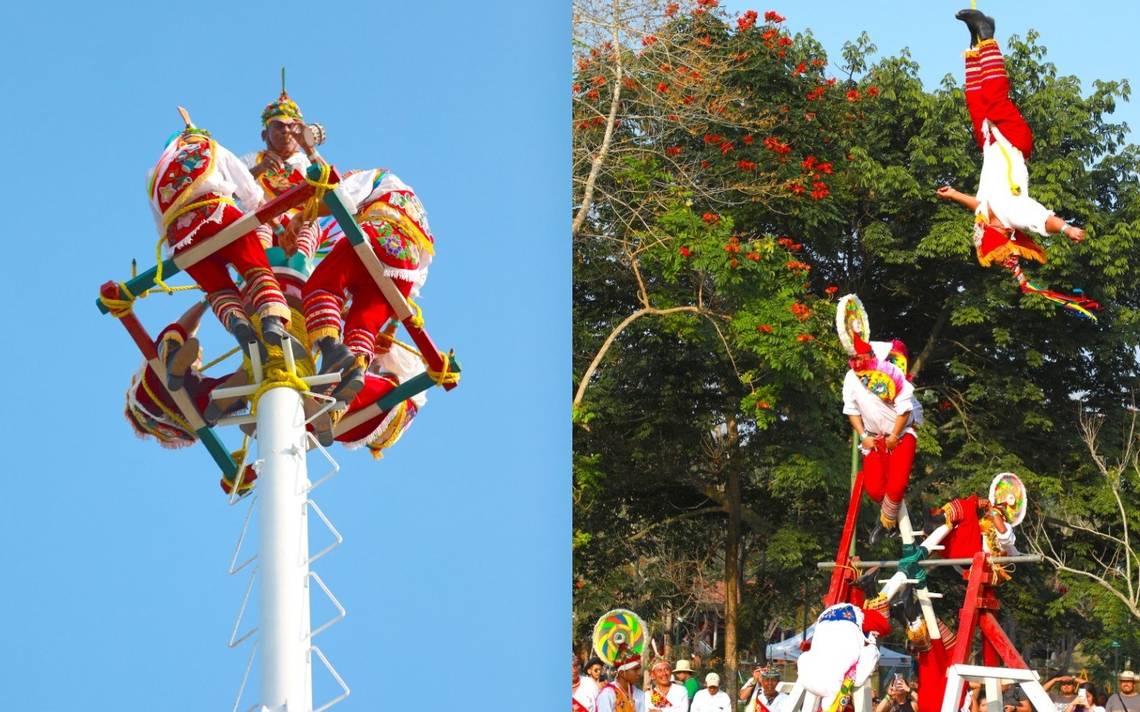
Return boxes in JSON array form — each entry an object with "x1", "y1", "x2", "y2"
[
  {"x1": 229, "y1": 493, "x2": 259, "y2": 573},
  {"x1": 305, "y1": 499, "x2": 343, "y2": 567},
  {"x1": 307, "y1": 572, "x2": 346, "y2": 640},
  {"x1": 230, "y1": 641, "x2": 259, "y2": 712},
  {"x1": 228, "y1": 569, "x2": 259, "y2": 649},
  {"x1": 310, "y1": 646, "x2": 351, "y2": 712},
  {"x1": 304, "y1": 432, "x2": 341, "y2": 494}
]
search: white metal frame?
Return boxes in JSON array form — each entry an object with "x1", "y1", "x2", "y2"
[{"x1": 215, "y1": 364, "x2": 351, "y2": 712}]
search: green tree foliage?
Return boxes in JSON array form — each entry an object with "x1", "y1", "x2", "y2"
[{"x1": 573, "y1": 0, "x2": 1140, "y2": 690}]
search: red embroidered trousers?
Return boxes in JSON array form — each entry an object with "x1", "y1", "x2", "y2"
[
  {"x1": 301, "y1": 235, "x2": 414, "y2": 359},
  {"x1": 964, "y1": 40, "x2": 1032, "y2": 157},
  {"x1": 168, "y1": 202, "x2": 290, "y2": 326}
]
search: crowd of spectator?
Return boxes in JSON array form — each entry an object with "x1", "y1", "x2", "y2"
[{"x1": 573, "y1": 654, "x2": 1140, "y2": 712}]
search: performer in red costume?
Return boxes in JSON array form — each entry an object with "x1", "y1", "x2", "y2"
[
  {"x1": 124, "y1": 302, "x2": 247, "y2": 448},
  {"x1": 935, "y1": 9, "x2": 1098, "y2": 318},
  {"x1": 148, "y1": 119, "x2": 293, "y2": 359},
  {"x1": 302, "y1": 167, "x2": 435, "y2": 403},
  {"x1": 308, "y1": 328, "x2": 427, "y2": 451},
  {"x1": 242, "y1": 85, "x2": 326, "y2": 261},
  {"x1": 902, "y1": 472, "x2": 1026, "y2": 712},
  {"x1": 837, "y1": 296, "x2": 921, "y2": 546}
]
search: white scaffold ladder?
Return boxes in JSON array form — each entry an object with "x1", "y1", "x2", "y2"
[{"x1": 216, "y1": 363, "x2": 351, "y2": 712}]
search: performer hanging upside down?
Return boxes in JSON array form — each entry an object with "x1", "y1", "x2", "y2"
[
  {"x1": 148, "y1": 116, "x2": 293, "y2": 360},
  {"x1": 124, "y1": 302, "x2": 248, "y2": 449},
  {"x1": 302, "y1": 167, "x2": 435, "y2": 404},
  {"x1": 837, "y1": 296, "x2": 921, "y2": 546},
  {"x1": 935, "y1": 9, "x2": 1099, "y2": 319}
]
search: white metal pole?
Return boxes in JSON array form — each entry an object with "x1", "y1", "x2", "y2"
[{"x1": 256, "y1": 386, "x2": 313, "y2": 712}]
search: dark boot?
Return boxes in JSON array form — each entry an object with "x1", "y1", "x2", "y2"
[
  {"x1": 304, "y1": 398, "x2": 335, "y2": 447},
  {"x1": 228, "y1": 316, "x2": 267, "y2": 363},
  {"x1": 856, "y1": 567, "x2": 882, "y2": 599},
  {"x1": 955, "y1": 9, "x2": 994, "y2": 44},
  {"x1": 315, "y1": 336, "x2": 355, "y2": 376},
  {"x1": 868, "y1": 520, "x2": 886, "y2": 547},
  {"x1": 330, "y1": 361, "x2": 366, "y2": 406},
  {"x1": 202, "y1": 370, "x2": 250, "y2": 425},
  {"x1": 867, "y1": 519, "x2": 898, "y2": 547},
  {"x1": 165, "y1": 336, "x2": 199, "y2": 391},
  {"x1": 260, "y1": 315, "x2": 289, "y2": 348}
]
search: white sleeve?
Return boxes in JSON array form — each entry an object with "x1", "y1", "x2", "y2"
[
  {"x1": 995, "y1": 525, "x2": 1018, "y2": 555},
  {"x1": 239, "y1": 151, "x2": 260, "y2": 170},
  {"x1": 597, "y1": 689, "x2": 616, "y2": 712},
  {"x1": 842, "y1": 371, "x2": 861, "y2": 417},
  {"x1": 218, "y1": 144, "x2": 265, "y2": 210},
  {"x1": 854, "y1": 643, "x2": 880, "y2": 687},
  {"x1": 337, "y1": 169, "x2": 381, "y2": 213},
  {"x1": 893, "y1": 379, "x2": 915, "y2": 418}
]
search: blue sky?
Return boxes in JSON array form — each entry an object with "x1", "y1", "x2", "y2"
[{"x1": 0, "y1": 1, "x2": 567, "y2": 710}]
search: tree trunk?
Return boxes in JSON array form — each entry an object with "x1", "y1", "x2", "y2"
[{"x1": 724, "y1": 419, "x2": 742, "y2": 701}]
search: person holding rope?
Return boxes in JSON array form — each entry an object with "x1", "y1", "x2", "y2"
[
  {"x1": 837, "y1": 296, "x2": 921, "y2": 547},
  {"x1": 935, "y1": 8, "x2": 1099, "y2": 319}
]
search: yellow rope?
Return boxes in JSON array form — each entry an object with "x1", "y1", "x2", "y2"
[
  {"x1": 995, "y1": 135, "x2": 1022, "y2": 196},
  {"x1": 138, "y1": 371, "x2": 194, "y2": 433},
  {"x1": 200, "y1": 345, "x2": 241, "y2": 371},
  {"x1": 407, "y1": 298, "x2": 426, "y2": 329},
  {"x1": 427, "y1": 350, "x2": 460, "y2": 387},
  {"x1": 301, "y1": 162, "x2": 335, "y2": 223},
  {"x1": 162, "y1": 196, "x2": 236, "y2": 229},
  {"x1": 227, "y1": 434, "x2": 255, "y2": 494},
  {"x1": 99, "y1": 282, "x2": 139, "y2": 317},
  {"x1": 153, "y1": 236, "x2": 201, "y2": 295},
  {"x1": 373, "y1": 329, "x2": 459, "y2": 387},
  {"x1": 249, "y1": 367, "x2": 312, "y2": 415}
]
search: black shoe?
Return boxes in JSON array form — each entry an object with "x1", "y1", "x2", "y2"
[
  {"x1": 228, "y1": 317, "x2": 267, "y2": 362},
  {"x1": 868, "y1": 521, "x2": 885, "y2": 547},
  {"x1": 202, "y1": 371, "x2": 250, "y2": 425},
  {"x1": 902, "y1": 585, "x2": 920, "y2": 621},
  {"x1": 330, "y1": 364, "x2": 366, "y2": 406},
  {"x1": 165, "y1": 336, "x2": 199, "y2": 391},
  {"x1": 868, "y1": 521, "x2": 898, "y2": 547},
  {"x1": 303, "y1": 397, "x2": 335, "y2": 447},
  {"x1": 955, "y1": 9, "x2": 994, "y2": 43},
  {"x1": 260, "y1": 315, "x2": 289, "y2": 348},
  {"x1": 315, "y1": 336, "x2": 355, "y2": 376},
  {"x1": 856, "y1": 566, "x2": 881, "y2": 599}
]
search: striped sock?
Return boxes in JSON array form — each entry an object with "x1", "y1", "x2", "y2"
[
  {"x1": 964, "y1": 52, "x2": 982, "y2": 94},
  {"x1": 976, "y1": 39, "x2": 1006, "y2": 86},
  {"x1": 344, "y1": 327, "x2": 378, "y2": 359},
  {"x1": 880, "y1": 496, "x2": 901, "y2": 528},
  {"x1": 303, "y1": 290, "x2": 343, "y2": 343},
  {"x1": 207, "y1": 290, "x2": 246, "y2": 329},
  {"x1": 295, "y1": 221, "x2": 318, "y2": 259},
  {"x1": 256, "y1": 224, "x2": 274, "y2": 250},
  {"x1": 242, "y1": 267, "x2": 290, "y2": 320}
]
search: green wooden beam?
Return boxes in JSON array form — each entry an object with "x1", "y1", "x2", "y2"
[{"x1": 95, "y1": 259, "x2": 183, "y2": 314}]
